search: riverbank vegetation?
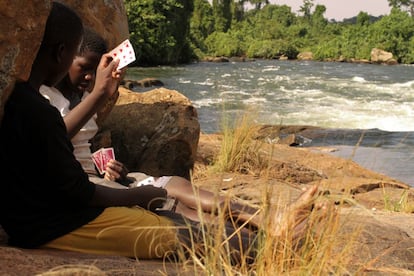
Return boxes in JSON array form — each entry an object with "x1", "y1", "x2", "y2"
[{"x1": 124, "y1": 0, "x2": 414, "y2": 65}]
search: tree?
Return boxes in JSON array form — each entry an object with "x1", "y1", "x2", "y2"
[
  {"x1": 299, "y1": 0, "x2": 314, "y2": 20},
  {"x1": 356, "y1": 11, "x2": 371, "y2": 26},
  {"x1": 212, "y1": 0, "x2": 232, "y2": 32},
  {"x1": 370, "y1": 8, "x2": 414, "y2": 62},
  {"x1": 190, "y1": 0, "x2": 215, "y2": 53},
  {"x1": 388, "y1": 0, "x2": 414, "y2": 16},
  {"x1": 249, "y1": 0, "x2": 269, "y2": 10},
  {"x1": 232, "y1": 0, "x2": 246, "y2": 22},
  {"x1": 311, "y1": 4, "x2": 327, "y2": 28},
  {"x1": 125, "y1": 0, "x2": 194, "y2": 65}
]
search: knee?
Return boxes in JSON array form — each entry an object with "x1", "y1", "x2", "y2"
[
  {"x1": 134, "y1": 215, "x2": 179, "y2": 258},
  {"x1": 166, "y1": 176, "x2": 192, "y2": 192}
]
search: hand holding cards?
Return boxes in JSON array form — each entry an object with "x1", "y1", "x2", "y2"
[
  {"x1": 108, "y1": 39, "x2": 136, "y2": 70},
  {"x1": 92, "y1": 147, "x2": 115, "y2": 175}
]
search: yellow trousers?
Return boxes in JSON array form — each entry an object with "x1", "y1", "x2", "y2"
[{"x1": 43, "y1": 206, "x2": 179, "y2": 259}]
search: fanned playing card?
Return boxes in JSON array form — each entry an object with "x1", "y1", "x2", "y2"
[
  {"x1": 91, "y1": 147, "x2": 115, "y2": 174},
  {"x1": 109, "y1": 39, "x2": 136, "y2": 70},
  {"x1": 91, "y1": 149, "x2": 104, "y2": 174},
  {"x1": 101, "y1": 148, "x2": 115, "y2": 172}
]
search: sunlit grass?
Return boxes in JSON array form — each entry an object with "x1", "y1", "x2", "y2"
[
  {"x1": 383, "y1": 188, "x2": 414, "y2": 213},
  {"x1": 37, "y1": 265, "x2": 106, "y2": 276},
  {"x1": 179, "y1": 170, "x2": 356, "y2": 275},
  {"x1": 210, "y1": 110, "x2": 267, "y2": 175},
  {"x1": 178, "y1": 111, "x2": 358, "y2": 275}
]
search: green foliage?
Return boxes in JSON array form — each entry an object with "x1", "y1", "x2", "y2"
[
  {"x1": 356, "y1": 11, "x2": 371, "y2": 26},
  {"x1": 246, "y1": 39, "x2": 299, "y2": 59},
  {"x1": 204, "y1": 31, "x2": 245, "y2": 56},
  {"x1": 212, "y1": 0, "x2": 232, "y2": 32},
  {"x1": 125, "y1": 0, "x2": 194, "y2": 65},
  {"x1": 299, "y1": 0, "x2": 314, "y2": 19},
  {"x1": 312, "y1": 37, "x2": 342, "y2": 60},
  {"x1": 403, "y1": 37, "x2": 414, "y2": 63},
  {"x1": 383, "y1": 189, "x2": 414, "y2": 213},
  {"x1": 246, "y1": 40, "x2": 280, "y2": 58},
  {"x1": 255, "y1": 4, "x2": 297, "y2": 27},
  {"x1": 388, "y1": 0, "x2": 414, "y2": 16},
  {"x1": 369, "y1": 8, "x2": 414, "y2": 62},
  {"x1": 311, "y1": 5, "x2": 328, "y2": 28},
  {"x1": 190, "y1": 0, "x2": 215, "y2": 53}
]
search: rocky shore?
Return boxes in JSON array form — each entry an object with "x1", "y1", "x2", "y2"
[{"x1": 0, "y1": 129, "x2": 413, "y2": 275}]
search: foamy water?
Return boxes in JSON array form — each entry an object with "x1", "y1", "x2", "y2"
[
  {"x1": 127, "y1": 60, "x2": 414, "y2": 186},
  {"x1": 129, "y1": 61, "x2": 414, "y2": 132}
]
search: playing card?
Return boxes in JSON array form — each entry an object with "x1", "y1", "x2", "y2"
[
  {"x1": 109, "y1": 39, "x2": 136, "y2": 70},
  {"x1": 91, "y1": 149, "x2": 104, "y2": 174},
  {"x1": 136, "y1": 177, "x2": 156, "y2": 186},
  {"x1": 101, "y1": 147, "x2": 115, "y2": 173},
  {"x1": 91, "y1": 147, "x2": 115, "y2": 174}
]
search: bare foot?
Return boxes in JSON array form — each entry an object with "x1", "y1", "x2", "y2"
[
  {"x1": 222, "y1": 185, "x2": 319, "y2": 235},
  {"x1": 269, "y1": 184, "x2": 319, "y2": 238},
  {"x1": 226, "y1": 201, "x2": 261, "y2": 229}
]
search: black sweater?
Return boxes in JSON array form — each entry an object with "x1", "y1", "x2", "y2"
[{"x1": 0, "y1": 82, "x2": 103, "y2": 248}]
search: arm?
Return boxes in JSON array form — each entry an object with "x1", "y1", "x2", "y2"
[
  {"x1": 89, "y1": 184, "x2": 168, "y2": 211},
  {"x1": 64, "y1": 54, "x2": 122, "y2": 138}
]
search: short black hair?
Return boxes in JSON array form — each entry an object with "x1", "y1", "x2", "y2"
[
  {"x1": 79, "y1": 28, "x2": 108, "y2": 56},
  {"x1": 39, "y1": 1, "x2": 83, "y2": 51}
]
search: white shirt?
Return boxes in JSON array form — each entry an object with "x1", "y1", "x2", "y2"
[{"x1": 40, "y1": 85, "x2": 98, "y2": 174}]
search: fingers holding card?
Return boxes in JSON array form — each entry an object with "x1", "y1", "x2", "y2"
[
  {"x1": 101, "y1": 148, "x2": 115, "y2": 171},
  {"x1": 109, "y1": 39, "x2": 136, "y2": 70},
  {"x1": 92, "y1": 147, "x2": 115, "y2": 175},
  {"x1": 92, "y1": 149, "x2": 104, "y2": 175}
]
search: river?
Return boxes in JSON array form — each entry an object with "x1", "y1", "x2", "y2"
[{"x1": 126, "y1": 60, "x2": 414, "y2": 186}]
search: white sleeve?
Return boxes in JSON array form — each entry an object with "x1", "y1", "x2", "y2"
[{"x1": 39, "y1": 85, "x2": 70, "y2": 117}]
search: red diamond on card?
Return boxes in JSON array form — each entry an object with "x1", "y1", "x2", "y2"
[{"x1": 109, "y1": 39, "x2": 136, "y2": 70}]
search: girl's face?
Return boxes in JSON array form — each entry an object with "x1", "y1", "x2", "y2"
[{"x1": 67, "y1": 50, "x2": 101, "y2": 94}]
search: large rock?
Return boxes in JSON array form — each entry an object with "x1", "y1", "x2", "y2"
[
  {"x1": 371, "y1": 48, "x2": 398, "y2": 65},
  {"x1": 61, "y1": 1, "x2": 129, "y2": 50},
  {"x1": 0, "y1": 1, "x2": 49, "y2": 123},
  {"x1": 297, "y1": 51, "x2": 313, "y2": 60},
  {"x1": 92, "y1": 87, "x2": 200, "y2": 179},
  {"x1": 0, "y1": 0, "x2": 128, "y2": 123}
]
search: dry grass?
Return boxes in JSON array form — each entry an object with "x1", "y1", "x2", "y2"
[
  {"x1": 37, "y1": 265, "x2": 106, "y2": 276},
  {"x1": 175, "y1": 181, "x2": 358, "y2": 275},
  {"x1": 178, "y1": 111, "x2": 358, "y2": 275},
  {"x1": 210, "y1": 111, "x2": 268, "y2": 175},
  {"x1": 383, "y1": 188, "x2": 414, "y2": 213}
]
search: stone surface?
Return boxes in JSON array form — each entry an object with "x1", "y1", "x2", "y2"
[
  {"x1": 371, "y1": 47, "x2": 398, "y2": 64},
  {"x1": 0, "y1": 1, "x2": 50, "y2": 122},
  {"x1": 92, "y1": 87, "x2": 200, "y2": 179},
  {"x1": 297, "y1": 51, "x2": 314, "y2": 60},
  {"x1": 120, "y1": 78, "x2": 165, "y2": 90},
  {"x1": 0, "y1": 0, "x2": 129, "y2": 123}
]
